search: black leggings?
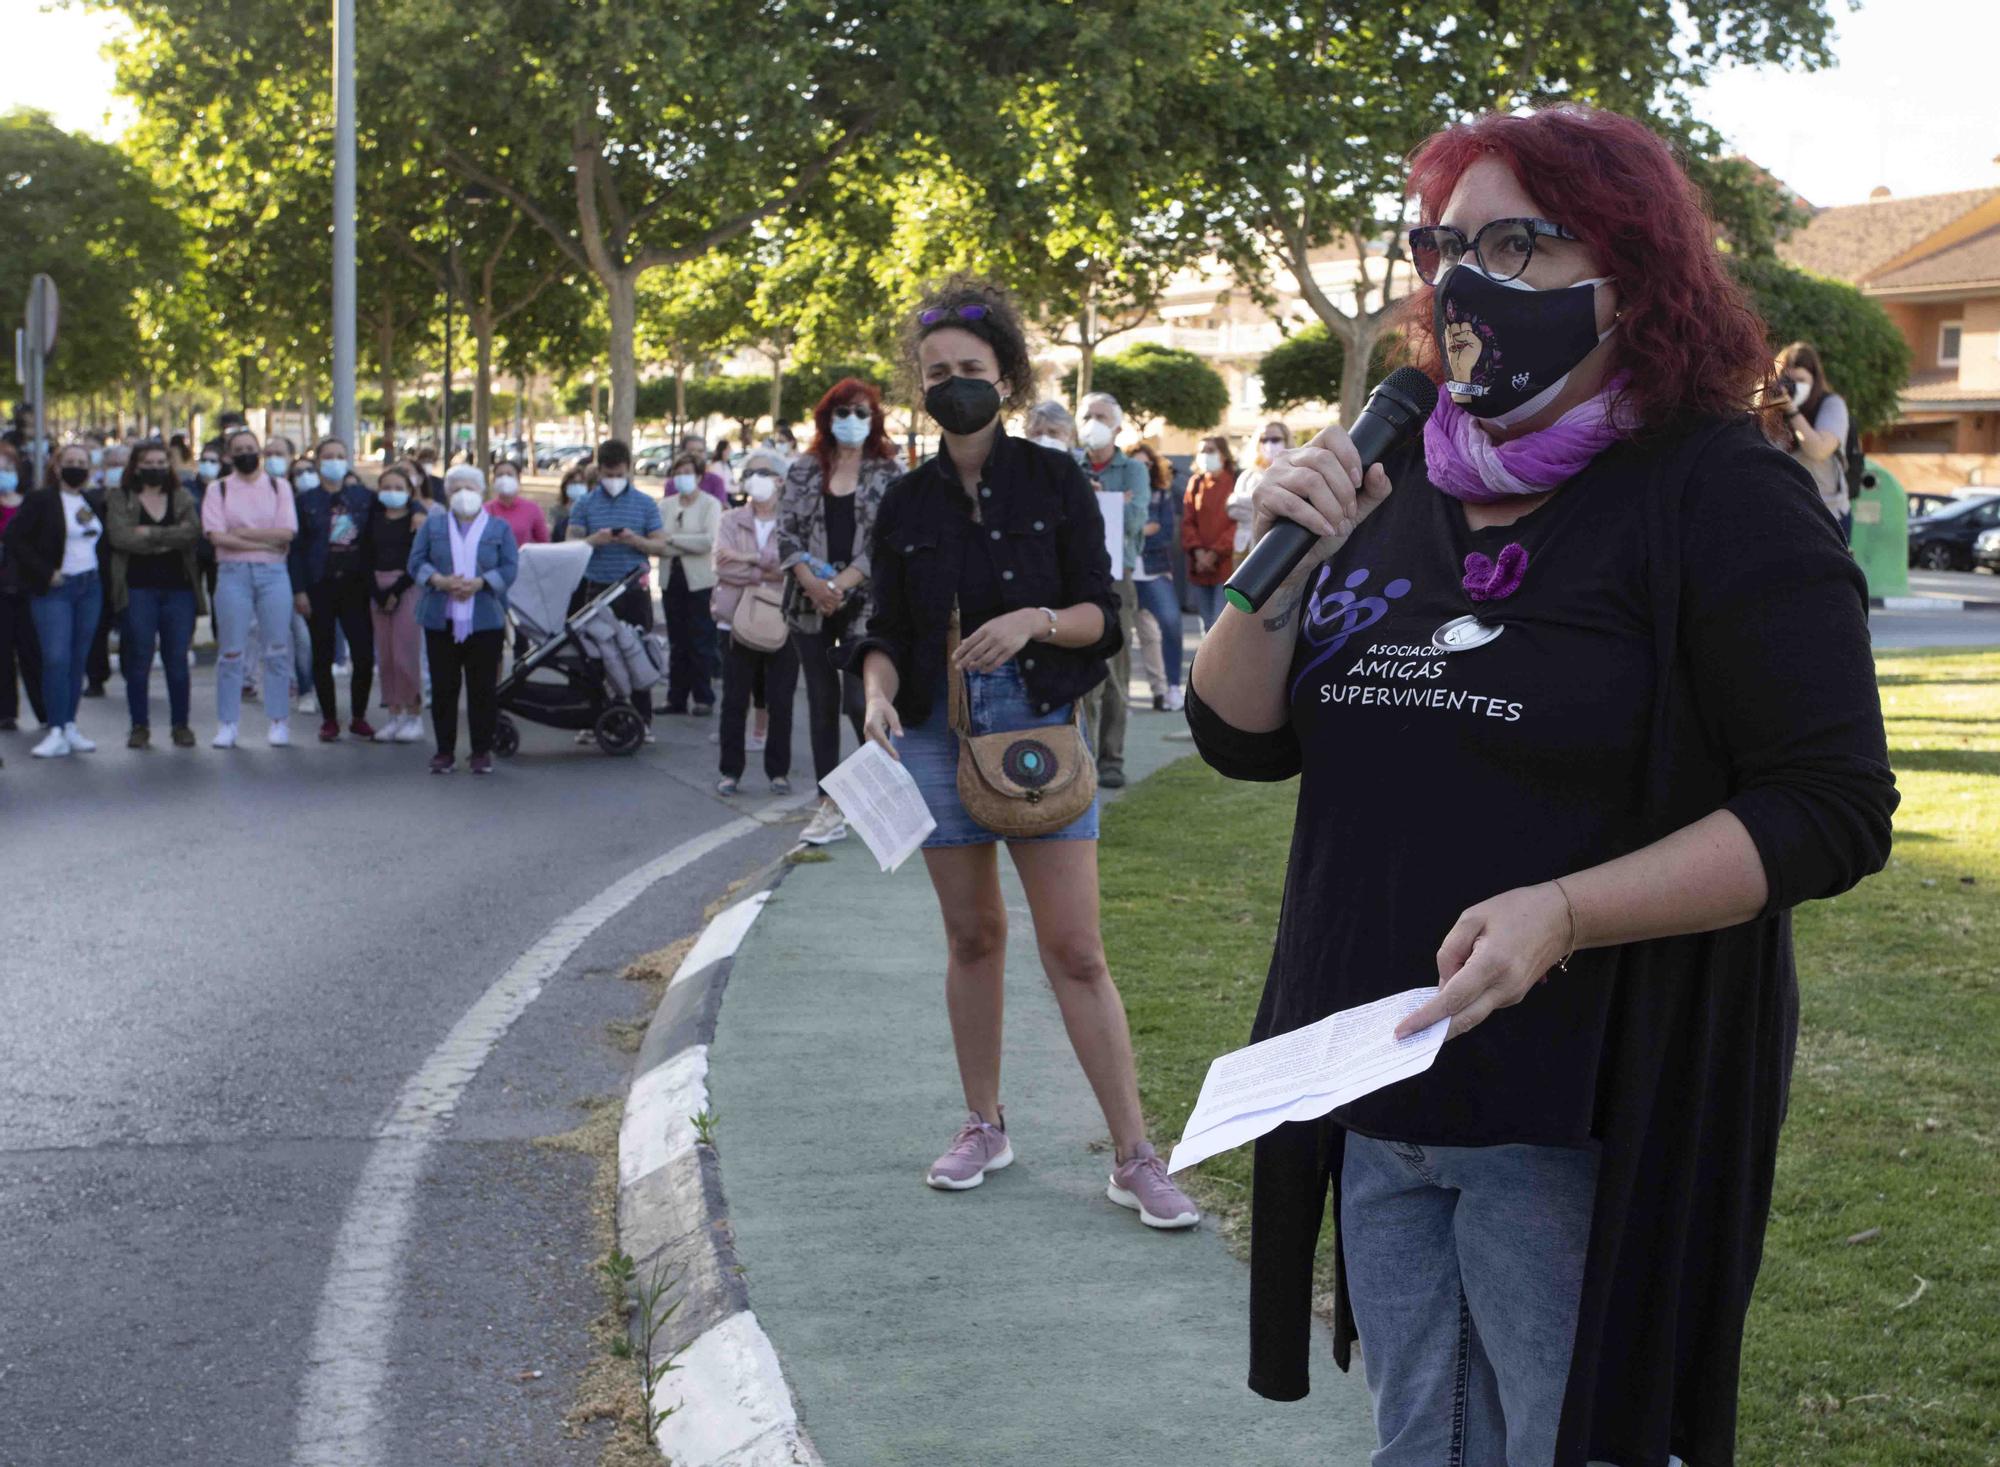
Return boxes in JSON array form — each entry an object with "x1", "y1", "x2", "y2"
[
  {"x1": 425, "y1": 627, "x2": 503, "y2": 757},
  {"x1": 308, "y1": 573, "x2": 375, "y2": 722},
  {"x1": 793, "y1": 623, "x2": 864, "y2": 792},
  {"x1": 0, "y1": 590, "x2": 46, "y2": 725}
]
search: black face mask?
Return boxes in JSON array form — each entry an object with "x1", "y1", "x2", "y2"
[
  {"x1": 136, "y1": 466, "x2": 170, "y2": 488},
  {"x1": 924, "y1": 376, "x2": 1001, "y2": 436},
  {"x1": 231, "y1": 450, "x2": 260, "y2": 475},
  {"x1": 59, "y1": 464, "x2": 91, "y2": 488}
]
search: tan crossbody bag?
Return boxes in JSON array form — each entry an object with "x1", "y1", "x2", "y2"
[{"x1": 946, "y1": 604, "x2": 1095, "y2": 839}]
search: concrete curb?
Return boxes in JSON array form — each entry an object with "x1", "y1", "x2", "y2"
[{"x1": 616, "y1": 878, "x2": 824, "y2": 1467}]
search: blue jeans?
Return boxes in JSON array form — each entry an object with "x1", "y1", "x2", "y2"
[
  {"x1": 30, "y1": 570, "x2": 103, "y2": 728},
  {"x1": 1188, "y1": 581, "x2": 1230, "y2": 630},
  {"x1": 1340, "y1": 1131, "x2": 1597, "y2": 1467},
  {"x1": 122, "y1": 586, "x2": 197, "y2": 729},
  {"x1": 214, "y1": 562, "x2": 294, "y2": 724},
  {"x1": 1133, "y1": 574, "x2": 1183, "y2": 688}
]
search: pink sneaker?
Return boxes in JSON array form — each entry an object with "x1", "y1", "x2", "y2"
[
  {"x1": 926, "y1": 1111, "x2": 1013, "y2": 1191},
  {"x1": 1108, "y1": 1142, "x2": 1199, "y2": 1229}
]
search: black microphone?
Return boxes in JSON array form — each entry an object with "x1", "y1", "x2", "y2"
[{"x1": 1221, "y1": 366, "x2": 1438, "y2": 614}]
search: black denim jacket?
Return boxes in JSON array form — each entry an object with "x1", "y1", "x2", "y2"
[{"x1": 850, "y1": 429, "x2": 1122, "y2": 728}]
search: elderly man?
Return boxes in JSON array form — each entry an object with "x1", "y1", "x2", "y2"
[{"x1": 1074, "y1": 392, "x2": 1148, "y2": 788}]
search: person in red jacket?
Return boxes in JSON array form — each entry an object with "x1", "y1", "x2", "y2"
[{"x1": 1180, "y1": 434, "x2": 1238, "y2": 627}]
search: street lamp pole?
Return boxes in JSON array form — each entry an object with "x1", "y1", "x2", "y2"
[{"x1": 331, "y1": 0, "x2": 357, "y2": 451}]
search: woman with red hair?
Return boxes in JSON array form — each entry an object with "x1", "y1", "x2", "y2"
[
  {"x1": 778, "y1": 376, "x2": 901, "y2": 844},
  {"x1": 1188, "y1": 106, "x2": 1895, "y2": 1466}
]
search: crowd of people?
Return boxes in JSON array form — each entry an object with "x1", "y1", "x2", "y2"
[{"x1": 0, "y1": 383, "x2": 1303, "y2": 793}]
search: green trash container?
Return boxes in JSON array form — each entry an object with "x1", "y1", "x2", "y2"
[{"x1": 1849, "y1": 458, "x2": 1908, "y2": 601}]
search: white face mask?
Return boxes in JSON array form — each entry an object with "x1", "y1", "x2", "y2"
[
  {"x1": 672, "y1": 473, "x2": 699, "y2": 496},
  {"x1": 745, "y1": 473, "x2": 779, "y2": 503},
  {"x1": 495, "y1": 477, "x2": 520, "y2": 498},
  {"x1": 1197, "y1": 452, "x2": 1221, "y2": 473},
  {"x1": 1259, "y1": 437, "x2": 1285, "y2": 457},
  {"x1": 1030, "y1": 434, "x2": 1070, "y2": 453},
  {"x1": 564, "y1": 482, "x2": 589, "y2": 501},
  {"x1": 1789, "y1": 376, "x2": 1811, "y2": 409},
  {"x1": 1079, "y1": 419, "x2": 1115, "y2": 451},
  {"x1": 450, "y1": 488, "x2": 483, "y2": 519},
  {"x1": 320, "y1": 458, "x2": 349, "y2": 481},
  {"x1": 295, "y1": 469, "x2": 322, "y2": 492},
  {"x1": 600, "y1": 476, "x2": 628, "y2": 497},
  {"x1": 265, "y1": 455, "x2": 290, "y2": 479}
]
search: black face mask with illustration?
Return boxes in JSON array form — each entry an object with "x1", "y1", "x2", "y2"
[
  {"x1": 1433, "y1": 264, "x2": 1612, "y2": 426},
  {"x1": 924, "y1": 376, "x2": 1001, "y2": 436}
]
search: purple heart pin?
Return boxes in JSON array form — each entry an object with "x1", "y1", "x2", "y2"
[{"x1": 1461, "y1": 542, "x2": 1528, "y2": 603}]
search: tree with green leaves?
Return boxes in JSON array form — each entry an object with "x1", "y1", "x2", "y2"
[
  {"x1": 1067, "y1": 344, "x2": 1228, "y2": 432},
  {"x1": 0, "y1": 108, "x2": 185, "y2": 405},
  {"x1": 1203, "y1": 1, "x2": 1843, "y2": 425},
  {"x1": 1258, "y1": 325, "x2": 1403, "y2": 415}
]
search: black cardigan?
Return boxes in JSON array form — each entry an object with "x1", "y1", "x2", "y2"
[
  {"x1": 1187, "y1": 415, "x2": 1897, "y2": 1466},
  {"x1": 851, "y1": 429, "x2": 1122, "y2": 727},
  {"x1": 2, "y1": 488, "x2": 78, "y2": 596}
]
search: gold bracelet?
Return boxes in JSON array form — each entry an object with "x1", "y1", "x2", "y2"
[{"x1": 1552, "y1": 877, "x2": 1578, "y2": 973}]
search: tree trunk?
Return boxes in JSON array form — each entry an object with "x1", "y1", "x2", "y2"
[
  {"x1": 606, "y1": 269, "x2": 639, "y2": 442},
  {"x1": 472, "y1": 306, "x2": 494, "y2": 471},
  {"x1": 768, "y1": 354, "x2": 785, "y2": 433},
  {"x1": 376, "y1": 314, "x2": 398, "y2": 460},
  {"x1": 302, "y1": 375, "x2": 318, "y2": 447},
  {"x1": 674, "y1": 364, "x2": 686, "y2": 425},
  {"x1": 1338, "y1": 318, "x2": 1380, "y2": 428},
  {"x1": 1075, "y1": 337, "x2": 1095, "y2": 402}
]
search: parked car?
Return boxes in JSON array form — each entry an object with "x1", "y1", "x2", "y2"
[
  {"x1": 1974, "y1": 526, "x2": 2000, "y2": 573},
  {"x1": 543, "y1": 445, "x2": 595, "y2": 475},
  {"x1": 633, "y1": 444, "x2": 675, "y2": 478},
  {"x1": 535, "y1": 442, "x2": 586, "y2": 471},
  {"x1": 1906, "y1": 493, "x2": 2000, "y2": 571},
  {"x1": 1908, "y1": 492, "x2": 1961, "y2": 519}
]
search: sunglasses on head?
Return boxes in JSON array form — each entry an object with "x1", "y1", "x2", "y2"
[
  {"x1": 830, "y1": 405, "x2": 872, "y2": 421},
  {"x1": 917, "y1": 304, "x2": 989, "y2": 327}
]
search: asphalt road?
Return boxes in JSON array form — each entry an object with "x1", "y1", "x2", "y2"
[{"x1": 0, "y1": 664, "x2": 808, "y2": 1467}]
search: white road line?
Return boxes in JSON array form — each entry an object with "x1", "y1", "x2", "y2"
[{"x1": 291, "y1": 815, "x2": 768, "y2": 1467}]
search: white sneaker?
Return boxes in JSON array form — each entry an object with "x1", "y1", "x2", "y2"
[
  {"x1": 1164, "y1": 685, "x2": 1185, "y2": 712},
  {"x1": 212, "y1": 722, "x2": 239, "y2": 749},
  {"x1": 31, "y1": 726, "x2": 70, "y2": 758},
  {"x1": 800, "y1": 799, "x2": 848, "y2": 846},
  {"x1": 574, "y1": 728, "x2": 595, "y2": 746},
  {"x1": 332, "y1": 661, "x2": 352, "y2": 679},
  {"x1": 394, "y1": 714, "x2": 424, "y2": 743},
  {"x1": 267, "y1": 720, "x2": 291, "y2": 747},
  {"x1": 746, "y1": 730, "x2": 768, "y2": 751},
  {"x1": 374, "y1": 717, "x2": 399, "y2": 743},
  {"x1": 63, "y1": 723, "x2": 97, "y2": 753}
]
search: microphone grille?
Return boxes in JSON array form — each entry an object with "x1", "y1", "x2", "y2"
[{"x1": 1381, "y1": 365, "x2": 1439, "y2": 417}]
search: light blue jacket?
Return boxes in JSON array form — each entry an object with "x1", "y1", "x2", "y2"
[{"x1": 408, "y1": 513, "x2": 518, "y2": 634}]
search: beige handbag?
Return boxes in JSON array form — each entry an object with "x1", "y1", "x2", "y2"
[
  {"x1": 731, "y1": 582, "x2": 789, "y2": 653},
  {"x1": 947, "y1": 607, "x2": 1096, "y2": 839}
]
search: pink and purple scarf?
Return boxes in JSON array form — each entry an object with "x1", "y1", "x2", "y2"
[{"x1": 1423, "y1": 373, "x2": 1638, "y2": 505}]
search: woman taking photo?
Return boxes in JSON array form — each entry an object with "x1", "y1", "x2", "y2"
[
  {"x1": 779, "y1": 377, "x2": 898, "y2": 846},
  {"x1": 105, "y1": 438, "x2": 204, "y2": 747},
  {"x1": 410, "y1": 464, "x2": 517, "y2": 774},
  {"x1": 1180, "y1": 434, "x2": 1237, "y2": 628},
  {"x1": 710, "y1": 449, "x2": 796, "y2": 796},
  {"x1": 3, "y1": 443, "x2": 106, "y2": 757},
  {"x1": 854, "y1": 280, "x2": 1199, "y2": 1231},
  {"x1": 362, "y1": 465, "x2": 426, "y2": 743},
  {"x1": 1187, "y1": 106, "x2": 1895, "y2": 1467},
  {"x1": 1770, "y1": 340, "x2": 1853, "y2": 540}
]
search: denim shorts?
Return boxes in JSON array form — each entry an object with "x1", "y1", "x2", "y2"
[{"x1": 894, "y1": 661, "x2": 1099, "y2": 848}]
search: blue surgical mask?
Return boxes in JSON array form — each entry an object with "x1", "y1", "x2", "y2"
[
  {"x1": 564, "y1": 482, "x2": 589, "y2": 502},
  {"x1": 198, "y1": 460, "x2": 222, "y2": 481},
  {"x1": 377, "y1": 489, "x2": 410, "y2": 510},
  {"x1": 296, "y1": 469, "x2": 322, "y2": 492},
  {"x1": 103, "y1": 466, "x2": 124, "y2": 489},
  {"x1": 320, "y1": 458, "x2": 349, "y2": 482},
  {"x1": 672, "y1": 473, "x2": 698, "y2": 496},
  {"x1": 0, "y1": 469, "x2": 18, "y2": 493},
  {"x1": 830, "y1": 413, "x2": 871, "y2": 446},
  {"x1": 266, "y1": 454, "x2": 290, "y2": 478}
]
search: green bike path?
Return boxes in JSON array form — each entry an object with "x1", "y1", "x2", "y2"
[{"x1": 709, "y1": 707, "x2": 1376, "y2": 1465}]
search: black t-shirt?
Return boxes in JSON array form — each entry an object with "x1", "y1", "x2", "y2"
[
  {"x1": 824, "y1": 490, "x2": 856, "y2": 568},
  {"x1": 126, "y1": 497, "x2": 193, "y2": 592},
  {"x1": 1224, "y1": 443, "x2": 1661, "y2": 1147},
  {"x1": 367, "y1": 509, "x2": 419, "y2": 575}
]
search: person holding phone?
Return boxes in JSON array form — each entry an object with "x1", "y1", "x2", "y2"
[{"x1": 566, "y1": 439, "x2": 665, "y2": 730}]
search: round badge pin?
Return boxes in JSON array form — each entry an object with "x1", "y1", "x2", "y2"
[{"x1": 1432, "y1": 615, "x2": 1504, "y2": 653}]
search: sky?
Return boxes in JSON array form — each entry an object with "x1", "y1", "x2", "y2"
[{"x1": 6, "y1": 0, "x2": 1998, "y2": 210}]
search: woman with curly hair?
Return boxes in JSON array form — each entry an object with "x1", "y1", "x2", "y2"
[
  {"x1": 1188, "y1": 107, "x2": 1895, "y2": 1465},
  {"x1": 852, "y1": 279, "x2": 1200, "y2": 1232}
]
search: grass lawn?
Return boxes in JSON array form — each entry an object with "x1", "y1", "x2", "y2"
[{"x1": 1100, "y1": 648, "x2": 1998, "y2": 1465}]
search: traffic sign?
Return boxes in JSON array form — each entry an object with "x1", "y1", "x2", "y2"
[{"x1": 26, "y1": 273, "x2": 58, "y2": 353}]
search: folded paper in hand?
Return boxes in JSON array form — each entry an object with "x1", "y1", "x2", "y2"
[
  {"x1": 1166, "y1": 988, "x2": 1447, "y2": 1174},
  {"x1": 821, "y1": 741, "x2": 936, "y2": 873}
]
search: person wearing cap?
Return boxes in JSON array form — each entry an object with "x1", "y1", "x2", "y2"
[{"x1": 409, "y1": 464, "x2": 518, "y2": 774}]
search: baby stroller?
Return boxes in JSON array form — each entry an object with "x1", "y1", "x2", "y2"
[{"x1": 492, "y1": 541, "x2": 665, "y2": 757}]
